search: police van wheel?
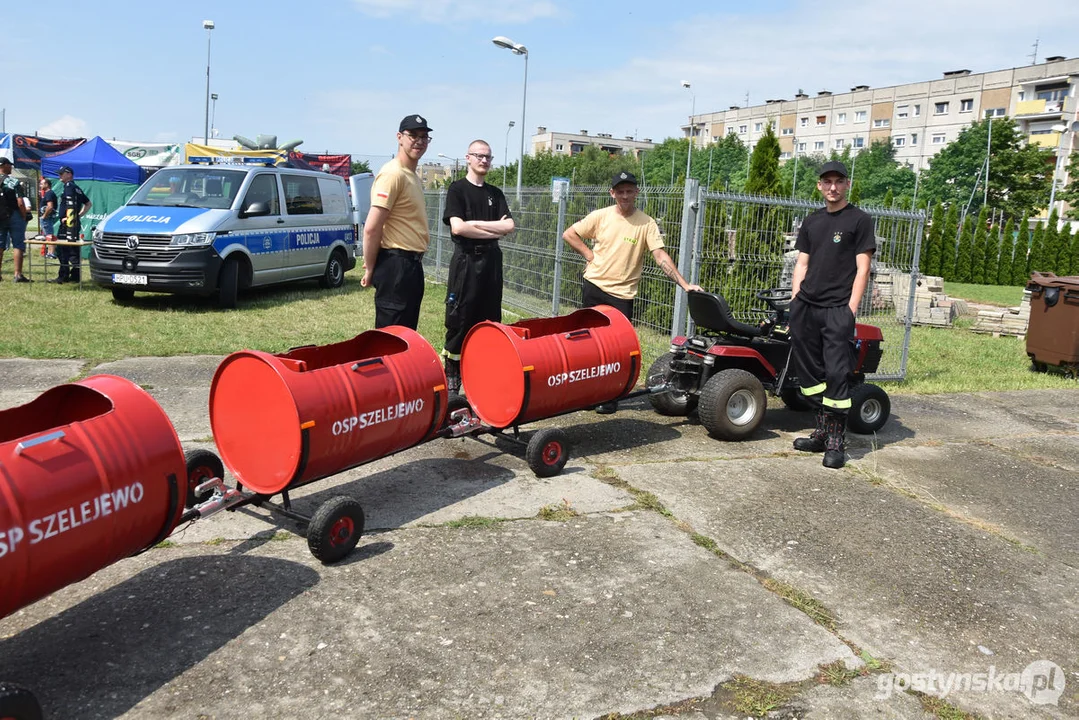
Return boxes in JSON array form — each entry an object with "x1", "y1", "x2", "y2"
[
  {"x1": 320, "y1": 249, "x2": 347, "y2": 289},
  {"x1": 218, "y1": 258, "x2": 240, "y2": 309},
  {"x1": 307, "y1": 496, "x2": 365, "y2": 564},
  {"x1": 112, "y1": 288, "x2": 135, "y2": 303},
  {"x1": 0, "y1": 682, "x2": 43, "y2": 720}
]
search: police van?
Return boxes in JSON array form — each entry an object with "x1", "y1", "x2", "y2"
[{"x1": 90, "y1": 164, "x2": 369, "y2": 308}]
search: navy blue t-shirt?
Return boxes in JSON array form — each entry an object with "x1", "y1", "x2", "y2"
[{"x1": 794, "y1": 204, "x2": 875, "y2": 307}]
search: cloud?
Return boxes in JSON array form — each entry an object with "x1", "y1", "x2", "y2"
[
  {"x1": 349, "y1": 0, "x2": 560, "y2": 24},
  {"x1": 38, "y1": 116, "x2": 89, "y2": 139}
]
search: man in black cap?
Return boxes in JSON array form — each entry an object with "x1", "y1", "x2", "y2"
[
  {"x1": 0, "y1": 156, "x2": 33, "y2": 283},
  {"x1": 440, "y1": 139, "x2": 514, "y2": 394},
  {"x1": 361, "y1": 114, "x2": 432, "y2": 329},
  {"x1": 789, "y1": 160, "x2": 876, "y2": 469},
  {"x1": 52, "y1": 165, "x2": 91, "y2": 284},
  {"x1": 563, "y1": 170, "x2": 701, "y2": 413}
]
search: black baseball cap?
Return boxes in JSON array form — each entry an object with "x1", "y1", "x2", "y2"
[
  {"x1": 399, "y1": 114, "x2": 432, "y2": 133},
  {"x1": 611, "y1": 171, "x2": 638, "y2": 188},
  {"x1": 0, "y1": 157, "x2": 12, "y2": 166},
  {"x1": 818, "y1": 161, "x2": 849, "y2": 178},
  {"x1": 58, "y1": 165, "x2": 74, "y2": 174}
]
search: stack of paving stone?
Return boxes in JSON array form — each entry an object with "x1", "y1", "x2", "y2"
[
  {"x1": 970, "y1": 290, "x2": 1032, "y2": 337},
  {"x1": 891, "y1": 272, "x2": 959, "y2": 326}
]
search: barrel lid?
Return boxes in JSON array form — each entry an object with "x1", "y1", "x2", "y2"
[{"x1": 460, "y1": 323, "x2": 526, "y2": 428}]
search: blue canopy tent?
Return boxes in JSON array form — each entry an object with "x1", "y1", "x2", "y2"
[{"x1": 41, "y1": 137, "x2": 144, "y2": 256}]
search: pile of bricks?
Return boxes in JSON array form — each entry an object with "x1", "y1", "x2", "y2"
[
  {"x1": 890, "y1": 273, "x2": 961, "y2": 326},
  {"x1": 970, "y1": 290, "x2": 1032, "y2": 337}
]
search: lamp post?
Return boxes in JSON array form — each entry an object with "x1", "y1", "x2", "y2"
[
  {"x1": 438, "y1": 153, "x2": 461, "y2": 181},
  {"x1": 681, "y1": 81, "x2": 694, "y2": 181},
  {"x1": 504, "y1": 120, "x2": 515, "y2": 189},
  {"x1": 210, "y1": 93, "x2": 218, "y2": 138},
  {"x1": 790, "y1": 136, "x2": 799, "y2": 199},
  {"x1": 1048, "y1": 121, "x2": 1079, "y2": 216},
  {"x1": 492, "y1": 36, "x2": 528, "y2": 202},
  {"x1": 202, "y1": 19, "x2": 214, "y2": 144}
]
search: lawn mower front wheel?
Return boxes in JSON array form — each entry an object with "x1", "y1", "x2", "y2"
[
  {"x1": 647, "y1": 352, "x2": 698, "y2": 416},
  {"x1": 699, "y1": 369, "x2": 767, "y2": 441},
  {"x1": 847, "y1": 383, "x2": 890, "y2": 434}
]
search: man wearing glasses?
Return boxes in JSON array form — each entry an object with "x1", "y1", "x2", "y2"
[
  {"x1": 789, "y1": 161, "x2": 876, "y2": 469},
  {"x1": 361, "y1": 114, "x2": 433, "y2": 329},
  {"x1": 441, "y1": 140, "x2": 514, "y2": 394}
]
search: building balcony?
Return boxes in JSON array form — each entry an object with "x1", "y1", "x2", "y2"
[
  {"x1": 1015, "y1": 98, "x2": 1068, "y2": 119},
  {"x1": 1028, "y1": 132, "x2": 1062, "y2": 148}
]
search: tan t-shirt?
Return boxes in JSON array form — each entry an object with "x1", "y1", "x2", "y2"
[
  {"x1": 572, "y1": 205, "x2": 664, "y2": 299},
  {"x1": 371, "y1": 158, "x2": 429, "y2": 252}
]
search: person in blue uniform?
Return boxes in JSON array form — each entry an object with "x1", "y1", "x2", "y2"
[
  {"x1": 51, "y1": 166, "x2": 91, "y2": 284},
  {"x1": 789, "y1": 161, "x2": 876, "y2": 469}
]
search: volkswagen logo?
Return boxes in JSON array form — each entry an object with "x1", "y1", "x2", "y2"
[{"x1": 126, "y1": 235, "x2": 140, "y2": 250}]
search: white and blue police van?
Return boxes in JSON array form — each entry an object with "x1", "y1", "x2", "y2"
[{"x1": 90, "y1": 163, "x2": 367, "y2": 308}]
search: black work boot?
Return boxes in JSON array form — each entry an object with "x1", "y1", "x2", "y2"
[
  {"x1": 822, "y1": 412, "x2": 847, "y2": 469},
  {"x1": 444, "y1": 358, "x2": 461, "y2": 395},
  {"x1": 793, "y1": 410, "x2": 827, "y2": 453}
]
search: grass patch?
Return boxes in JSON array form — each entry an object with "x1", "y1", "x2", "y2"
[
  {"x1": 720, "y1": 675, "x2": 800, "y2": 717},
  {"x1": 627, "y1": 489, "x2": 670, "y2": 515},
  {"x1": 537, "y1": 499, "x2": 579, "y2": 522},
  {"x1": 445, "y1": 515, "x2": 503, "y2": 529},
  {"x1": 815, "y1": 659, "x2": 862, "y2": 686},
  {"x1": 858, "y1": 649, "x2": 888, "y2": 672},
  {"x1": 269, "y1": 531, "x2": 295, "y2": 541},
  {"x1": 203, "y1": 537, "x2": 229, "y2": 546},
  {"x1": 945, "y1": 281, "x2": 1025, "y2": 307},
  {"x1": 153, "y1": 540, "x2": 177, "y2": 549},
  {"x1": 916, "y1": 693, "x2": 979, "y2": 720},
  {"x1": 760, "y1": 577, "x2": 838, "y2": 631}
]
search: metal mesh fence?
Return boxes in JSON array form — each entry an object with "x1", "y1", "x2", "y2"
[{"x1": 423, "y1": 185, "x2": 923, "y2": 381}]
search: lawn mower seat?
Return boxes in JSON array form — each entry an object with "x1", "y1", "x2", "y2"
[{"x1": 688, "y1": 290, "x2": 763, "y2": 338}]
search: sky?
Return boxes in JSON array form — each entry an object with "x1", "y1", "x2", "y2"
[{"x1": 2, "y1": 0, "x2": 1078, "y2": 171}]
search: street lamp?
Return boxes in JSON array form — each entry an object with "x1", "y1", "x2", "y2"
[
  {"x1": 682, "y1": 81, "x2": 694, "y2": 181},
  {"x1": 438, "y1": 153, "x2": 461, "y2": 181},
  {"x1": 492, "y1": 35, "x2": 528, "y2": 202},
  {"x1": 504, "y1": 120, "x2": 515, "y2": 189},
  {"x1": 790, "y1": 136, "x2": 799, "y2": 199},
  {"x1": 202, "y1": 19, "x2": 214, "y2": 144},
  {"x1": 210, "y1": 93, "x2": 218, "y2": 138},
  {"x1": 1047, "y1": 121, "x2": 1079, "y2": 216}
]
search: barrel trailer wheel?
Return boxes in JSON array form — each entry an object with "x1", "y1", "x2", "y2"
[
  {"x1": 526, "y1": 428, "x2": 570, "y2": 478},
  {"x1": 0, "y1": 682, "x2": 43, "y2": 720},
  {"x1": 307, "y1": 496, "x2": 365, "y2": 564},
  {"x1": 184, "y1": 448, "x2": 225, "y2": 508}
]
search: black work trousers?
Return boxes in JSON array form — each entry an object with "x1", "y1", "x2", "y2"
[
  {"x1": 444, "y1": 242, "x2": 502, "y2": 356},
  {"x1": 581, "y1": 278, "x2": 633, "y2": 319},
  {"x1": 789, "y1": 297, "x2": 856, "y2": 413},
  {"x1": 372, "y1": 249, "x2": 425, "y2": 330}
]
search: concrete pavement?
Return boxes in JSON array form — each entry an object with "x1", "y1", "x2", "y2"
[{"x1": 0, "y1": 356, "x2": 1076, "y2": 719}]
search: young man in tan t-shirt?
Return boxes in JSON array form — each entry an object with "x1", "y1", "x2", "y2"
[
  {"x1": 563, "y1": 171, "x2": 701, "y2": 412},
  {"x1": 361, "y1": 114, "x2": 432, "y2": 329}
]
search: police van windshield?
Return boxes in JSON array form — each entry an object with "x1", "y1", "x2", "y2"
[{"x1": 129, "y1": 168, "x2": 245, "y2": 210}]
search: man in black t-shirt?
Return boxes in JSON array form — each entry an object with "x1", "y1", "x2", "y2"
[
  {"x1": 789, "y1": 161, "x2": 876, "y2": 469},
  {"x1": 441, "y1": 139, "x2": 514, "y2": 394}
]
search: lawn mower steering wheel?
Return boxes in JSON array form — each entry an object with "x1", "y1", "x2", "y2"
[{"x1": 756, "y1": 288, "x2": 792, "y2": 313}]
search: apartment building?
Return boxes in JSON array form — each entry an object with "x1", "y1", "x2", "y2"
[
  {"x1": 531, "y1": 127, "x2": 656, "y2": 159},
  {"x1": 684, "y1": 56, "x2": 1079, "y2": 194},
  {"x1": 417, "y1": 162, "x2": 453, "y2": 189}
]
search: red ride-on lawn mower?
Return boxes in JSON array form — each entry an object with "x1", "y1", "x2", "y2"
[{"x1": 648, "y1": 289, "x2": 890, "y2": 440}]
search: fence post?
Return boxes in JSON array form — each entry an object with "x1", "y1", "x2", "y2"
[
  {"x1": 671, "y1": 178, "x2": 699, "y2": 338},
  {"x1": 552, "y1": 191, "x2": 568, "y2": 316},
  {"x1": 434, "y1": 190, "x2": 446, "y2": 282}
]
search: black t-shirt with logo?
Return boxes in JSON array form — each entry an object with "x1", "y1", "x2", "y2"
[
  {"x1": 794, "y1": 204, "x2": 876, "y2": 307},
  {"x1": 442, "y1": 179, "x2": 511, "y2": 243}
]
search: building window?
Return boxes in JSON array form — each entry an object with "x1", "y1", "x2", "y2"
[
  {"x1": 985, "y1": 107, "x2": 1005, "y2": 118},
  {"x1": 780, "y1": 152, "x2": 791, "y2": 160},
  {"x1": 835, "y1": 139, "x2": 845, "y2": 149},
  {"x1": 1036, "y1": 87, "x2": 1067, "y2": 102},
  {"x1": 894, "y1": 136, "x2": 906, "y2": 147},
  {"x1": 781, "y1": 127, "x2": 794, "y2": 136},
  {"x1": 797, "y1": 142, "x2": 806, "y2": 152},
  {"x1": 739, "y1": 125, "x2": 747, "y2": 134},
  {"x1": 913, "y1": 104, "x2": 921, "y2": 117},
  {"x1": 555, "y1": 143, "x2": 563, "y2": 151},
  {"x1": 897, "y1": 105, "x2": 909, "y2": 119},
  {"x1": 770, "y1": 120, "x2": 777, "y2": 130},
  {"x1": 836, "y1": 112, "x2": 846, "y2": 125},
  {"x1": 911, "y1": 133, "x2": 918, "y2": 145},
  {"x1": 812, "y1": 141, "x2": 823, "y2": 151},
  {"x1": 816, "y1": 115, "x2": 827, "y2": 126},
  {"x1": 932, "y1": 133, "x2": 946, "y2": 144},
  {"x1": 853, "y1": 137, "x2": 865, "y2": 148},
  {"x1": 855, "y1": 110, "x2": 867, "y2": 123},
  {"x1": 727, "y1": 126, "x2": 736, "y2": 135},
  {"x1": 800, "y1": 117, "x2": 808, "y2": 128},
  {"x1": 873, "y1": 118, "x2": 890, "y2": 128},
  {"x1": 934, "y1": 102, "x2": 949, "y2": 115},
  {"x1": 960, "y1": 98, "x2": 974, "y2": 113},
  {"x1": 754, "y1": 122, "x2": 763, "y2": 132}
]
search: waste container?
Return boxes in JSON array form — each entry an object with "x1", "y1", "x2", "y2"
[
  {"x1": 460, "y1": 305, "x2": 642, "y2": 428},
  {"x1": 1026, "y1": 272, "x2": 1079, "y2": 372},
  {"x1": 209, "y1": 328, "x2": 448, "y2": 495},
  {"x1": 0, "y1": 375, "x2": 186, "y2": 620}
]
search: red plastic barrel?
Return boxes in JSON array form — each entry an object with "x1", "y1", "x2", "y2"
[
  {"x1": 0, "y1": 375, "x2": 186, "y2": 620},
  {"x1": 460, "y1": 306, "x2": 641, "y2": 428},
  {"x1": 209, "y1": 327, "x2": 448, "y2": 495}
]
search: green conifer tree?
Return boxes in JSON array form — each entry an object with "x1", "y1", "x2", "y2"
[
  {"x1": 1027, "y1": 221, "x2": 1047, "y2": 276},
  {"x1": 923, "y1": 202, "x2": 944, "y2": 277},
  {"x1": 969, "y1": 207, "x2": 989, "y2": 284},
  {"x1": 940, "y1": 204, "x2": 960, "y2": 280},
  {"x1": 1010, "y1": 217, "x2": 1030, "y2": 286},
  {"x1": 953, "y1": 212, "x2": 975, "y2": 282}
]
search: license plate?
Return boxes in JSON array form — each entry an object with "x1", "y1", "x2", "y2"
[{"x1": 112, "y1": 273, "x2": 148, "y2": 285}]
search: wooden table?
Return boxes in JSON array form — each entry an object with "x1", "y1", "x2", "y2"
[{"x1": 25, "y1": 237, "x2": 92, "y2": 288}]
